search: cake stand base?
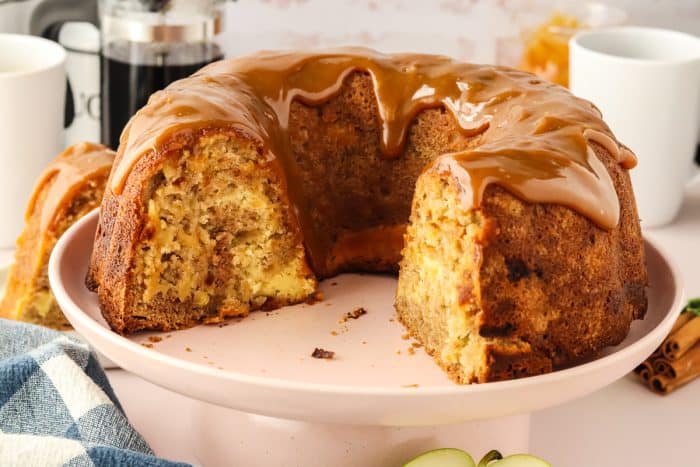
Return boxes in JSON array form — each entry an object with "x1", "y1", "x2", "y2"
[{"x1": 189, "y1": 401, "x2": 530, "y2": 466}]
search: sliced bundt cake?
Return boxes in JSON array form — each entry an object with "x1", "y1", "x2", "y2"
[{"x1": 86, "y1": 49, "x2": 646, "y2": 382}]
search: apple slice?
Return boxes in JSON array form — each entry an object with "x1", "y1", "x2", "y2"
[
  {"x1": 404, "y1": 448, "x2": 476, "y2": 467},
  {"x1": 490, "y1": 454, "x2": 551, "y2": 467}
]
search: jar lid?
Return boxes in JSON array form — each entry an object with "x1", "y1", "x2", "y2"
[{"x1": 102, "y1": 11, "x2": 223, "y2": 43}]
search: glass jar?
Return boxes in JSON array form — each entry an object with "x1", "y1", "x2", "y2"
[{"x1": 497, "y1": 3, "x2": 626, "y2": 88}]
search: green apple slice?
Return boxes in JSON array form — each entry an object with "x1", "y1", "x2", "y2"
[
  {"x1": 404, "y1": 448, "x2": 476, "y2": 467},
  {"x1": 490, "y1": 454, "x2": 551, "y2": 467}
]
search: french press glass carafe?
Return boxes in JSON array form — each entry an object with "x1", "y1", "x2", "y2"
[{"x1": 100, "y1": 0, "x2": 225, "y2": 148}]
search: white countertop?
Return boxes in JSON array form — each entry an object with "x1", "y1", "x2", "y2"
[{"x1": 6, "y1": 184, "x2": 697, "y2": 466}]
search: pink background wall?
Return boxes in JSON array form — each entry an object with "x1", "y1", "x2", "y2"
[{"x1": 220, "y1": 0, "x2": 700, "y2": 64}]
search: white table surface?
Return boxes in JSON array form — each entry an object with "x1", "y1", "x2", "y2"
[{"x1": 5, "y1": 184, "x2": 698, "y2": 466}]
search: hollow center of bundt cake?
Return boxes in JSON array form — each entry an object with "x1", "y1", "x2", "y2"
[
  {"x1": 130, "y1": 134, "x2": 315, "y2": 327},
  {"x1": 284, "y1": 72, "x2": 474, "y2": 276}
]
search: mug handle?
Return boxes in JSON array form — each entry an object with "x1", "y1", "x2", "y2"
[
  {"x1": 691, "y1": 145, "x2": 700, "y2": 187},
  {"x1": 29, "y1": 0, "x2": 99, "y2": 130}
]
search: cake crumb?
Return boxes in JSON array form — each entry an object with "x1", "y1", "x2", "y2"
[
  {"x1": 396, "y1": 349, "x2": 402, "y2": 355},
  {"x1": 311, "y1": 347, "x2": 335, "y2": 359},
  {"x1": 185, "y1": 347, "x2": 192, "y2": 352},
  {"x1": 218, "y1": 322, "x2": 229, "y2": 328},
  {"x1": 402, "y1": 384, "x2": 420, "y2": 388},
  {"x1": 305, "y1": 290, "x2": 325, "y2": 305},
  {"x1": 339, "y1": 307, "x2": 367, "y2": 323},
  {"x1": 401, "y1": 333, "x2": 410, "y2": 340},
  {"x1": 165, "y1": 334, "x2": 172, "y2": 339},
  {"x1": 389, "y1": 318, "x2": 395, "y2": 322},
  {"x1": 330, "y1": 330, "x2": 338, "y2": 336},
  {"x1": 347, "y1": 307, "x2": 367, "y2": 320},
  {"x1": 407, "y1": 347, "x2": 416, "y2": 355},
  {"x1": 331, "y1": 281, "x2": 338, "y2": 286},
  {"x1": 411, "y1": 342, "x2": 422, "y2": 348},
  {"x1": 362, "y1": 340, "x2": 367, "y2": 345},
  {"x1": 148, "y1": 336, "x2": 162, "y2": 343},
  {"x1": 141, "y1": 343, "x2": 154, "y2": 348}
]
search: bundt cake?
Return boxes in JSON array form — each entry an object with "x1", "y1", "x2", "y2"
[
  {"x1": 2, "y1": 142, "x2": 114, "y2": 329},
  {"x1": 87, "y1": 48, "x2": 647, "y2": 383}
]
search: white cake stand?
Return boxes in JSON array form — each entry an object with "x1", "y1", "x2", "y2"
[{"x1": 49, "y1": 210, "x2": 683, "y2": 466}]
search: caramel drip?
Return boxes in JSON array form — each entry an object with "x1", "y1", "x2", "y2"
[
  {"x1": 111, "y1": 48, "x2": 636, "y2": 264},
  {"x1": 27, "y1": 142, "x2": 115, "y2": 232},
  {"x1": 432, "y1": 131, "x2": 618, "y2": 226}
]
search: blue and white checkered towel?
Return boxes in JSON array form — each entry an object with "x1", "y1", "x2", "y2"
[{"x1": 0, "y1": 318, "x2": 190, "y2": 467}]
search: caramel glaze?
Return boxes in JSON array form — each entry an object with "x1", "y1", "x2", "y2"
[
  {"x1": 112, "y1": 48, "x2": 636, "y2": 270},
  {"x1": 28, "y1": 142, "x2": 115, "y2": 232}
]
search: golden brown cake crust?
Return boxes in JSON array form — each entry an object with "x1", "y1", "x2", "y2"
[{"x1": 475, "y1": 142, "x2": 646, "y2": 381}]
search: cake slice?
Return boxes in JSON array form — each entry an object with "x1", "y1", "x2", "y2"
[
  {"x1": 1, "y1": 142, "x2": 114, "y2": 329},
  {"x1": 87, "y1": 134, "x2": 317, "y2": 333},
  {"x1": 396, "y1": 146, "x2": 646, "y2": 383}
]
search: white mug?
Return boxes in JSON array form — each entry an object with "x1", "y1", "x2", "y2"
[
  {"x1": 0, "y1": 33, "x2": 66, "y2": 247},
  {"x1": 570, "y1": 26, "x2": 700, "y2": 228}
]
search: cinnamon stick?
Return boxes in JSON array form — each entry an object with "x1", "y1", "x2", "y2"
[
  {"x1": 662, "y1": 314, "x2": 700, "y2": 360},
  {"x1": 649, "y1": 344, "x2": 700, "y2": 394},
  {"x1": 634, "y1": 360, "x2": 653, "y2": 382},
  {"x1": 652, "y1": 358, "x2": 674, "y2": 378},
  {"x1": 650, "y1": 370, "x2": 700, "y2": 394},
  {"x1": 670, "y1": 311, "x2": 693, "y2": 334},
  {"x1": 634, "y1": 349, "x2": 661, "y2": 377}
]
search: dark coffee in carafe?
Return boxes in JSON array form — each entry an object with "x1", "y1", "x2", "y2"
[{"x1": 101, "y1": 42, "x2": 222, "y2": 149}]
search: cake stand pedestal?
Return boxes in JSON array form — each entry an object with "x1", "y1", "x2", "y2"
[{"x1": 190, "y1": 401, "x2": 529, "y2": 466}]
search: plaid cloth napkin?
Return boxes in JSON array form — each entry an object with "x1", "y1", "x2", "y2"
[{"x1": 0, "y1": 318, "x2": 190, "y2": 467}]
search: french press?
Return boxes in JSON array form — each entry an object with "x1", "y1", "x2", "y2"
[{"x1": 31, "y1": 0, "x2": 226, "y2": 150}]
